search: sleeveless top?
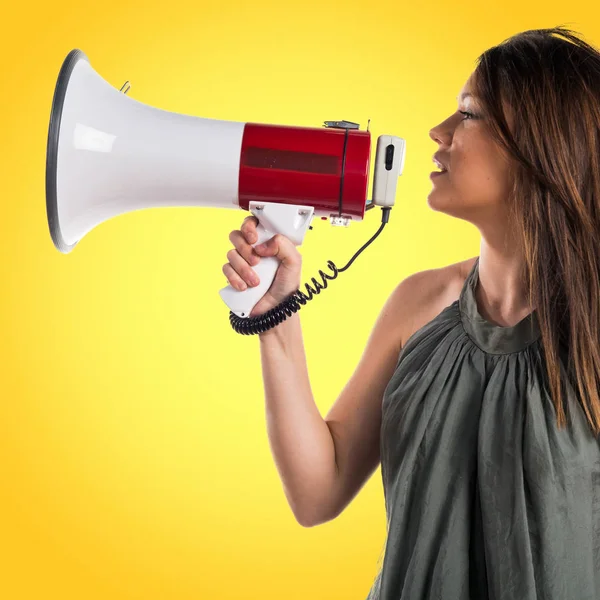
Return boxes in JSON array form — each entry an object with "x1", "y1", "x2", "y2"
[{"x1": 365, "y1": 256, "x2": 600, "y2": 600}]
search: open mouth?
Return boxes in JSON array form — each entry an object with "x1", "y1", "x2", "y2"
[
  {"x1": 430, "y1": 169, "x2": 448, "y2": 178},
  {"x1": 432, "y1": 156, "x2": 448, "y2": 175}
]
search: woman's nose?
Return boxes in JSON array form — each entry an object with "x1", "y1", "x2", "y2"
[
  {"x1": 429, "y1": 115, "x2": 455, "y2": 144},
  {"x1": 429, "y1": 124, "x2": 446, "y2": 144},
  {"x1": 429, "y1": 126, "x2": 441, "y2": 143}
]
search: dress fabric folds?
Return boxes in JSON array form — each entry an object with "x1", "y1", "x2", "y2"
[{"x1": 365, "y1": 257, "x2": 600, "y2": 599}]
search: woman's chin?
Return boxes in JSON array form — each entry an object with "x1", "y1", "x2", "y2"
[
  {"x1": 427, "y1": 193, "x2": 472, "y2": 222},
  {"x1": 426, "y1": 189, "x2": 448, "y2": 212}
]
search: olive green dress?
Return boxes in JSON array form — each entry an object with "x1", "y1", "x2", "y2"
[{"x1": 366, "y1": 257, "x2": 600, "y2": 599}]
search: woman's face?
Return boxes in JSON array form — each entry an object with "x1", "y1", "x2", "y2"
[{"x1": 427, "y1": 72, "x2": 514, "y2": 224}]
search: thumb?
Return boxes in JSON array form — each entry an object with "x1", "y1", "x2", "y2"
[{"x1": 254, "y1": 234, "x2": 293, "y2": 259}]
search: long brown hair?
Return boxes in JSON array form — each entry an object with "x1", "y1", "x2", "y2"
[{"x1": 472, "y1": 26, "x2": 600, "y2": 436}]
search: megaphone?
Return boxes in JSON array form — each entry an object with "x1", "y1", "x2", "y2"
[{"x1": 46, "y1": 49, "x2": 406, "y2": 333}]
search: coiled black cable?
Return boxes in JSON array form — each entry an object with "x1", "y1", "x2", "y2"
[{"x1": 229, "y1": 205, "x2": 391, "y2": 335}]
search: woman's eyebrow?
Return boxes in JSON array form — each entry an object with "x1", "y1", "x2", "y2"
[{"x1": 456, "y1": 92, "x2": 474, "y2": 101}]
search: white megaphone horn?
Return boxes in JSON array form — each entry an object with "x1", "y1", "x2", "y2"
[{"x1": 46, "y1": 49, "x2": 406, "y2": 329}]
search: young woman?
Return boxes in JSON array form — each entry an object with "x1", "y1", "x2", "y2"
[{"x1": 222, "y1": 26, "x2": 600, "y2": 599}]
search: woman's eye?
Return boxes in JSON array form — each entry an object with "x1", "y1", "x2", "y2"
[{"x1": 459, "y1": 110, "x2": 474, "y2": 120}]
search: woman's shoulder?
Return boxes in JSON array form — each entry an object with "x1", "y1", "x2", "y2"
[
  {"x1": 397, "y1": 256, "x2": 477, "y2": 347},
  {"x1": 400, "y1": 255, "x2": 477, "y2": 305}
]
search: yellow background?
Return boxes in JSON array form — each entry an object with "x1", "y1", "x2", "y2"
[{"x1": 1, "y1": 2, "x2": 598, "y2": 598}]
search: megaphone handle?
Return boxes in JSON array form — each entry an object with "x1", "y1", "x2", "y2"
[
  {"x1": 218, "y1": 203, "x2": 314, "y2": 318},
  {"x1": 217, "y1": 224, "x2": 285, "y2": 318}
]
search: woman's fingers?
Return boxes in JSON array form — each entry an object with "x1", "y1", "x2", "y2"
[
  {"x1": 222, "y1": 262, "x2": 250, "y2": 291},
  {"x1": 224, "y1": 247, "x2": 260, "y2": 289},
  {"x1": 222, "y1": 216, "x2": 262, "y2": 291},
  {"x1": 240, "y1": 215, "x2": 259, "y2": 244},
  {"x1": 228, "y1": 229, "x2": 259, "y2": 266}
]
